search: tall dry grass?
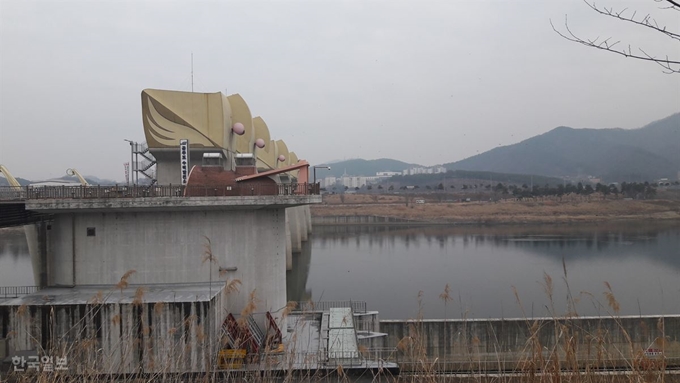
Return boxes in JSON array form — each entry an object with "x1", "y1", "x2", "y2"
[
  {"x1": 2, "y1": 262, "x2": 677, "y2": 383},
  {"x1": 388, "y1": 260, "x2": 675, "y2": 383}
]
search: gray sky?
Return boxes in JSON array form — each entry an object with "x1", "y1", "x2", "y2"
[{"x1": 1, "y1": 0, "x2": 678, "y2": 181}]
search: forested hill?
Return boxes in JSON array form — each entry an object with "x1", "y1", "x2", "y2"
[
  {"x1": 444, "y1": 113, "x2": 680, "y2": 181},
  {"x1": 0, "y1": 177, "x2": 31, "y2": 186}
]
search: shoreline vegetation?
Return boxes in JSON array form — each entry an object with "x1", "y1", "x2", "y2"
[
  {"x1": 2, "y1": 276, "x2": 678, "y2": 382},
  {"x1": 312, "y1": 194, "x2": 680, "y2": 225}
]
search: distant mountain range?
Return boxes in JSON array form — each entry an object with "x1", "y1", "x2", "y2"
[
  {"x1": 318, "y1": 113, "x2": 678, "y2": 183},
  {"x1": 3, "y1": 114, "x2": 677, "y2": 186},
  {"x1": 0, "y1": 177, "x2": 31, "y2": 187},
  {"x1": 444, "y1": 113, "x2": 680, "y2": 181}
]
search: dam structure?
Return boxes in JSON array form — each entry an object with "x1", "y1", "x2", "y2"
[{"x1": 0, "y1": 89, "x2": 357, "y2": 375}]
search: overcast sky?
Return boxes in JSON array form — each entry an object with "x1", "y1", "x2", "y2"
[{"x1": 1, "y1": 0, "x2": 678, "y2": 181}]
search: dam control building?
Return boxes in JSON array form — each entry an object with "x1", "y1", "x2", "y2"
[{"x1": 0, "y1": 89, "x2": 325, "y2": 374}]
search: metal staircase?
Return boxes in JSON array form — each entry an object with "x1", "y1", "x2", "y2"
[
  {"x1": 246, "y1": 315, "x2": 265, "y2": 350},
  {"x1": 131, "y1": 142, "x2": 157, "y2": 185},
  {"x1": 221, "y1": 313, "x2": 261, "y2": 355},
  {"x1": 265, "y1": 312, "x2": 283, "y2": 350}
]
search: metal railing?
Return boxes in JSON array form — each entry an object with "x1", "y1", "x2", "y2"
[
  {"x1": 0, "y1": 186, "x2": 26, "y2": 201},
  {"x1": 292, "y1": 300, "x2": 367, "y2": 313},
  {"x1": 362, "y1": 348, "x2": 680, "y2": 373},
  {"x1": 0, "y1": 286, "x2": 40, "y2": 299},
  {"x1": 230, "y1": 350, "x2": 386, "y2": 370},
  {"x1": 0, "y1": 183, "x2": 319, "y2": 201},
  {"x1": 131, "y1": 142, "x2": 149, "y2": 154}
]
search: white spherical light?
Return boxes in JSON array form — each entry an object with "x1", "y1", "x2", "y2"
[
  {"x1": 232, "y1": 122, "x2": 245, "y2": 135},
  {"x1": 255, "y1": 138, "x2": 265, "y2": 148},
  {"x1": 278, "y1": 155, "x2": 286, "y2": 162}
]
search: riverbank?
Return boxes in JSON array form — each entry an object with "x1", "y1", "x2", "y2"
[{"x1": 311, "y1": 195, "x2": 680, "y2": 225}]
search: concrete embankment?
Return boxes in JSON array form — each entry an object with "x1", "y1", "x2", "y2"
[
  {"x1": 313, "y1": 215, "x2": 429, "y2": 225},
  {"x1": 372, "y1": 315, "x2": 680, "y2": 372}
]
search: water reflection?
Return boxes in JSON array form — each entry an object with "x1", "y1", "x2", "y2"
[
  {"x1": 0, "y1": 228, "x2": 29, "y2": 259},
  {"x1": 286, "y1": 240, "x2": 313, "y2": 303},
  {"x1": 309, "y1": 223, "x2": 679, "y2": 270},
  {"x1": 0, "y1": 227, "x2": 32, "y2": 286},
  {"x1": 3, "y1": 223, "x2": 679, "y2": 319},
  {"x1": 293, "y1": 222, "x2": 680, "y2": 319}
]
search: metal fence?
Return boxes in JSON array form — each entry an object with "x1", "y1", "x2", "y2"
[
  {"x1": 292, "y1": 301, "x2": 367, "y2": 313},
  {"x1": 0, "y1": 186, "x2": 26, "y2": 201},
  {"x1": 0, "y1": 286, "x2": 40, "y2": 299},
  {"x1": 0, "y1": 183, "x2": 319, "y2": 201},
  {"x1": 229, "y1": 349, "x2": 393, "y2": 370},
  {"x1": 361, "y1": 348, "x2": 680, "y2": 373}
]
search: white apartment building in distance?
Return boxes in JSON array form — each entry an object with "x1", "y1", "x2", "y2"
[
  {"x1": 321, "y1": 167, "x2": 447, "y2": 190},
  {"x1": 402, "y1": 166, "x2": 447, "y2": 175}
]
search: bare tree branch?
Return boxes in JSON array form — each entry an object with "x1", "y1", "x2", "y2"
[
  {"x1": 658, "y1": 0, "x2": 680, "y2": 8},
  {"x1": 583, "y1": 0, "x2": 680, "y2": 41},
  {"x1": 551, "y1": 0, "x2": 680, "y2": 74}
]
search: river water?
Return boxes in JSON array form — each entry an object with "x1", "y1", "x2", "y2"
[
  {"x1": 2, "y1": 223, "x2": 679, "y2": 319},
  {"x1": 0, "y1": 227, "x2": 32, "y2": 287},
  {"x1": 288, "y1": 222, "x2": 680, "y2": 319}
]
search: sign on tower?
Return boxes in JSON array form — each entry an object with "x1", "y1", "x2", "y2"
[{"x1": 180, "y1": 139, "x2": 189, "y2": 185}]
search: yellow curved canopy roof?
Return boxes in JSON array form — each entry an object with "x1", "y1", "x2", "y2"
[
  {"x1": 226, "y1": 94, "x2": 254, "y2": 154},
  {"x1": 142, "y1": 89, "x2": 298, "y2": 172},
  {"x1": 253, "y1": 116, "x2": 275, "y2": 169},
  {"x1": 142, "y1": 89, "x2": 226, "y2": 148},
  {"x1": 275, "y1": 140, "x2": 290, "y2": 169}
]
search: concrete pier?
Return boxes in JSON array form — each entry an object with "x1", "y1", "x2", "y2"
[
  {"x1": 304, "y1": 206, "x2": 312, "y2": 235},
  {"x1": 299, "y1": 207, "x2": 308, "y2": 242},
  {"x1": 24, "y1": 222, "x2": 48, "y2": 288},
  {"x1": 285, "y1": 212, "x2": 293, "y2": 271},
  {"x1": 283, "y1": 205, "x2": 313, "y2": 268},
  {"x1": 287, "y1": 208, "x2": 302, "y2": 253}
]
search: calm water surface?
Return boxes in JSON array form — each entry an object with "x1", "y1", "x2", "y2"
[
  {"x1": 2, "y1": 223, "x2": 679, "y2": 319},
  {"x1": 0, "y1": 227, "x2": 32, "y2": 286},
  {"x1": 288, "y1": 222, "x2": 680, "y2": 319}
]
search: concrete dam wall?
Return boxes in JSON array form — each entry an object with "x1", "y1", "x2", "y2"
[{"x1": 374, "y1": 315, "x2": 680, "y2": 372}]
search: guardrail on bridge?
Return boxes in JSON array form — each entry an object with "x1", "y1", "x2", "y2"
[
  {"x1": 0, "y1": 183, "x2": 320, "y2": 201},
  {"x1": 292, "y1": 300, "x2": 367, "y2": 313},
  {"x1": 0, "y1": 286, "x2": 40, "y2": 299}
]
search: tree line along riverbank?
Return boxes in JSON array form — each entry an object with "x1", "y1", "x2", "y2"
[{"x1": 311, "y1": 194, "x2": 680, "y2": 225}]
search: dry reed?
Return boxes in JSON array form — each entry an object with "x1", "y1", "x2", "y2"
[{"x1": 3, "y1": 265, "x2": 676, "y2": 383}]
